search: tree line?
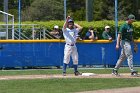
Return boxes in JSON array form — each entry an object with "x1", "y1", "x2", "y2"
[{"x1": 0, "y1": 0, "x2": 140, "y2": 21}]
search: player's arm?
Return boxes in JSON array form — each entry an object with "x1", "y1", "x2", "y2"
[
  {"x1": 116, "y1": 24, "x2": 124, "y2": 49},
  {"x1": 116, "y1": 33, "x2": 121, "y2": 49},
  {"x1": 50, "y1": 31, "x2": 58, "y2": 35},
  {"x1": 107, "y1": 34, "x2": 112, "y2": 40},
  {"x1": 74, "y1": 23, "x2": 83, "y2": 32},
  {"x1": 63, "y1": 16, "x2": 70, "y2": 31},
  {"x1": 89, "y1": 30, "x2": 94, "y2": 39}
]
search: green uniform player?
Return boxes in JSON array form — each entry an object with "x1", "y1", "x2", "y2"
[{"x1": 112, "y1": 14, "x2": 138, "y2": 76}]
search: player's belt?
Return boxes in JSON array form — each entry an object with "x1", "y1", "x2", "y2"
[{"x1": 66, "y1": 43, "x2": 75, "y2": 46}]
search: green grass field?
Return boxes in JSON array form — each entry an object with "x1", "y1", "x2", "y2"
[
  {"x1": 0, "y1": 67, "x2": 136, "y2": 76},
  {"x1": 0, "y1": 68, "x2": 140, "y2": 93}
]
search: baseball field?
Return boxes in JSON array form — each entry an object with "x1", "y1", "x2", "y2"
[{"x1": 0, "y1": 68, "x2": 140, "y2": 93}]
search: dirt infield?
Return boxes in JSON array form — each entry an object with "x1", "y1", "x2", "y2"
[
  {"x1": 77, "y1": 87, "x2": 140, "y2": 93},
  {"x1": 0, "y1": 73, "x2": 139, "y2": 80}
]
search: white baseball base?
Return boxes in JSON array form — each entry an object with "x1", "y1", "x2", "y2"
[{"x1": 81, "y1": 73, "x2": 96, "y2": 76}]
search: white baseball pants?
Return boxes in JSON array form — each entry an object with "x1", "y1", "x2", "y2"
[{"x1": 63, "y1": 44, "x2": 78, "y2": 65}]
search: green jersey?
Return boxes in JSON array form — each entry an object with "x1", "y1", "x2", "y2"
[
  {"x1": 102, "y1": 31, "x2": 112, "y2": 40},
  {"x1": 118, "y1": 22, "x2": 134, "y2": 41}
]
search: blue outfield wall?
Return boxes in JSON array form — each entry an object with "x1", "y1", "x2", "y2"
[{"x1": 0, "y1": 40, "x2": 139, "y2": 68}]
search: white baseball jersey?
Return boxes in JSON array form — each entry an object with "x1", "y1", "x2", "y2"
[
  {"x1": 62, "y1": 28, "x2": 79, "y2": 65},
  {"x1": 62, "y1": 28, "x2": 79, "y2": 44}
]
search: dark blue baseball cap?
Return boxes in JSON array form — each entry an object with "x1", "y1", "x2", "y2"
[{"x1": 68, "y1": 19, "x2": 74, "y2": 23}]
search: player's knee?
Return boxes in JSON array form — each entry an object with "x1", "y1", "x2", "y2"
[
  {"x1": 73, "y1": 61, "x2": 78, "y2": 65},
  {"x1": 63, "y1": 59, "x2": 70, "y2": 64},
  {"x1": 64, "y1": 61, "x2": 69, "y2": 64},
  {"x1": 127, "y1": 54, "x2": 133, "y2": 58}
]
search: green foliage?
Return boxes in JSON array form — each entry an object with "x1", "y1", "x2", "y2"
[
  {"x1": 1, "y1": 0, "x2": 140, "y2": 21},
  {"x1": 19, "y1": 21, "x2": 140, "y2": 39},
  {"x1": 94, "y1": 0, "x2": 134, "y2": 20},
  {"x1": 133, "y1": 22, "x2": 140, "y2": 39},
  {"x1": 1, "y1": 20, "x2": 139, "y2": 39},
  {"x1": 67, "y1": 0, "x2": 86, "y2": 20},
  {"x1": 23, "y1": 0, "x2": 64, "y2": 21}
]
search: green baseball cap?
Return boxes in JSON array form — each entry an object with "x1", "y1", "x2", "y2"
[{"x1": 128, "y1": 14, "x2": 135, "y2": 21}]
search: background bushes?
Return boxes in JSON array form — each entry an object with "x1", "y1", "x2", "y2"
[
  {"x1": 22, "y1": 21, "x2": 140, "y2": 39},
  {"x1": 3, "y1": 21, "x2": 140, "y2": 40}
]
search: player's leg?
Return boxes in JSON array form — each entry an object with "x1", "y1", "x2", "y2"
[
  {"x1": 71, "y1": 46, "x2": 81, "y2": 76},
  {"x1": 112, "y1": 49, "x2": 126, "y2": 75},
  {"x1": 115, "y1": 49, "x2": 126, "y2": 69},
  {"x1": 124, "y1": 42, "x2": 133, "y2": 70},
  {"x1": 63, "y1": 45, "x2": 72, "y2": 76},
  {"x1": 124, "y1": 42, "x2": 138, "y2": 76},
  {"x1": 113, "y1": 41, "x2": 126, "y2": 75}
]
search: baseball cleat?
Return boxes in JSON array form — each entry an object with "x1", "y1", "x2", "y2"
[
  {"x1": 63, "y1": 72, "x2": 66, "y2": 76},
  {"x1": 74, "y1": 71, "x2": 82, "y2": 76},
  {"x1": 112, "y1": 69, "x2": 119, "y2": 76},
  {"x1": 131, "y1": 70, "x2": 138, "y2": 77}
]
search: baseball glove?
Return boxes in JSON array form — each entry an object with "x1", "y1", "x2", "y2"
[{"x1": 134, "y1": 44, "x2": 138, "y2": 53}]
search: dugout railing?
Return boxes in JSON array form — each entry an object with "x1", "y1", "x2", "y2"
[{"x1": 0, "y1": 24, "x2": 56, "y2": 40}]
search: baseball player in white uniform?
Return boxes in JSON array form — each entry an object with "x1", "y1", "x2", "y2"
[{"x1": 62, "y1": 16, "x2": 82, "y2": 76}]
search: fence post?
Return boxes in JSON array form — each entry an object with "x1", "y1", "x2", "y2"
[
  {"x1": 43, "y1": 28, "x2": 46, "y2": 39},
  {"x1": 86, "y1": 0, "x2": 93, "y2": 22},
  {"x1": 32, "y1": 25, "x2": 35, "y2": 40},
  {"x1": 115, "y1": 0, "x2": 118, "y2": 40},
  {"x1": 12, "y1": 16, "x2": 14, "y2": 40}
]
